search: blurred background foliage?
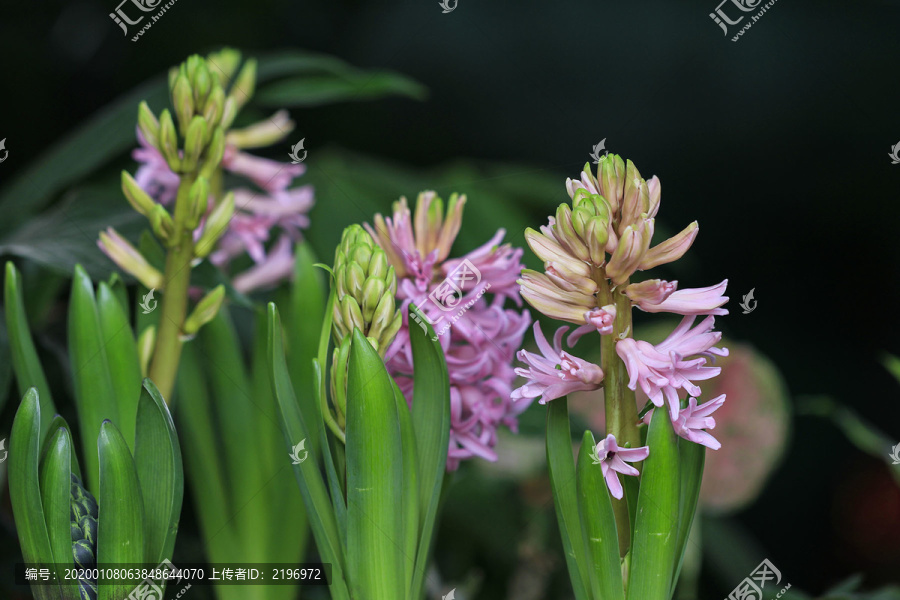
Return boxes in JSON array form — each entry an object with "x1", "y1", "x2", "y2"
[{"x1": 1, "y1": 0, "x2": 899, "y2": 598}]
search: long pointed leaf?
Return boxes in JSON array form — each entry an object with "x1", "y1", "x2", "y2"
[
  {"x1": 9, "y1": 389, "x2": 62, "y2": 600},
  {"x1": 97, "y1": 421, "x2": 145, "y2": 600},
  {"x1": 68, "y1": 265, "x2": 119, "y2": 495},
  {"x1": 40, "y1": 426, "x2": 80, "y2": 599},
  {"x1": 345, "y1": 328, "x2": 405, "y2": 598},
  {"x1": 4, "y1": 263, "x2": 55, "y2": 440},
  {"x1": 134, "y1": 379, "x2": 183, "y2": 565},
  {"x1": 576, "y1": 430, "x2": 625, "y2": 600},
  {"x1": 96, "y1": 282, "x2": 142, "y2": 451},
  {"x1": 627, "y1": 409, "x2": 680, "y2": 600},
  {"x1": 546, "y1": 398, "x2": 591, "y2": 600},
  {"x1": 671, "y1": 440, "x2": 705, "y2": 589},
  {"x1": 174, "y1": 343, "x2": 236, "y2": 561},
  {"x1": 407, "y1": 305, "x2": 451, "y2": 600},
  {"x1": 268, "y1": 304, "x2": 350, "y2": 600},
  {"x1": 391, "y1": 378, "x2": 419, "y2": 596}
]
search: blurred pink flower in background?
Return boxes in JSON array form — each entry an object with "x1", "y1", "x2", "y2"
[{"x1": 131, "y1": 123, "x2": 314, "y2": 293}]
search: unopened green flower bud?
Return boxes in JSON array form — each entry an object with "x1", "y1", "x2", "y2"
[
  {"x1": 137, "y1": 101, "x2": 160, "y2": 149},
  {"x1": 183, "y1": 285, "x2": 225, "y2": 336},
  {"x1": 137, "y1": 325, "x2": 156, "y2": 377},
  {"x1": 186, "y1": 177, "x2": 210, "y2": 230},
  {"x1": 148, "y1": 204, "x2": 175, "y2": 243},
  {"x1": 620, "y1": 159, "x2": 649, "y2": 233},
  {"x1": 199, "y1": 127, "x2": 225, "y2": 180},
  {"x1": 229, "y1": 59, "x2": 257, "y2": 112},
  {"x1": 121, "y1": 171, "x2": 157, "y2": 216},
  {"x1": 220, "y1": 97, "x2": 238, "y2": 131},
  {"x1": 195, "y1": 192, "x2": 234, "y2": 258},
  {"x1": 207, "y1": 48, "x2": 242, "y2": 87},
  {"x1": 158, "y1": 110, "x2": 181, "y2": 172},
  {"x1": 599, "y1": 153, "x2": 626, "y2": 215},
  {"x1": 172, "y1": 74, "x2": 194, "y2": 135},
  {"x1": 331, "y1": 225, "x2": 401, "y2": 355},
  {"x1": 586, "y1": 217, "x2": 609, "y2": 266},
  {"x1": 360, "y1": 278, "x2": 386, "y2": 322},
  {"x1": 203, "y1": 86, "x2": 226, "y2": 135},
  {"x1": 182, "y1": 116, "x2": 207, "y2": 173},
  {"x1": 340, "y1": 295, "x2": 365, "y2": 335},
  {"x1": 329, "y1": 335, "x2": 352, "y2": 426},
  {"x1": 193, "y1": 63, "x2": 212, "y2": 108}
]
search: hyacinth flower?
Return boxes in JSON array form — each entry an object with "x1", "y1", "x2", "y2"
[
  {"x1": 365, "y1": 191, "x2": 532, "y2": 469},
  {"x1": 98, "y1": 48, "x2": 313, "y2": 402},
  {"x1": 267, "y1": 223, "x2": 454, "y2": 600},
  {"x1": 515, "y1": 153, "x2": 729, "y2": 600},
  {"x1": 4, "y1": 263, "x2": 184, "y2": 600}
]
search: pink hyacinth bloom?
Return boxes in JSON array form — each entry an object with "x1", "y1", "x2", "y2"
[
  {"x1": 511, "y1": 323, "x2": 604, "y2": 405},
  {"x1": 222, "y1": 146, "x2": 306, "y2": 194},
  {"x1": 370, "y1": 192, "x2": 531, "y2": 470},
  {"x1": 566, "y1": 305, "x2": 617, "y2": 346},
  {"x1": 643, "y1": 394, "x2": 727, "y2": 450},
  {"x1": 231, "y1": 234, "x2": 295, "y2": 294},
  {"x1": 131, "y1": 130, "x2": 313, "y2": 293},
  {"x1": 594, "y1": 433, "x2": 649, "y2": 499},
  {"x1": 633, "y1": 279, "x2": 729, "y2": 316},
  {"x1": 616, "y1": 315, "x2": 728, "y2": 420},
  {"x1": 133, "y1": 129, "x2": 180, "y2": 205}
]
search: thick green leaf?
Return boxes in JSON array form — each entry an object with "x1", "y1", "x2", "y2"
[
  {"x1": 546, "y1": 398, "x2": 590, "y2": 600},
  {"x1": 576, "y1": 431, "x2": 625, "y2": 600},
  {"x1": 0, "y1": 313, "x2": 12, "y2": 416},
  {"x1": 4, "y1": 262, "x2": 55, "y2": 440},
  {"x1": 97, "y1": 420, "x2": 145, "y2": 600},
  {"x1": 627, "y1": 409, "x2": 680, "y2": 600},
  {"x1": 0, "y1": 189, "x2": 141, "y2": 279},
  {"x1": 671, "y1": 440, "x2": 705, "y2": 590},
  {"x1": 392, "y1": 378, "x2": 419, "y2": 595},
  {"x1": 41, "y1": 415, "x2": 81, "y2": 481},
  {"x1": 285, "y1": 242, "x2": 326, "y2": 455},
  {"x1": 9, "y1": 389, "x2": 63, "y2": 600},
  {"x1": 68, "y1": 265, "x2": 119, "y2": 495},
  {"x1": 39, "y1": 426, "x2": 80, "y2": 599},
  {"x1": 345, "y1": 328, "x2": 405, "y2": 599},
  {"x1": 134, "y1": 379, "x2": 183, "y2": 565},
  {"x1": 196, "y1": 309, "x2": 263, "y2": 550},
  {"x1": 249, "y1": 309, "x2": 309, "y2": 571},
  {"x1": 257, "y1": 73, "x2": 426, "y2": 108},
  {"x1": 268, "y1": 304, "x2": 350, "y2": 600},
  {"x1": 174, "y1": 343, "x2": 236, "y2": 561},
  {"x1": 407, "y1": 304, "x2": 451, "y2": 600},
  {"x1": 97, "y1": 282, "x2": 142, "y2": 451}
]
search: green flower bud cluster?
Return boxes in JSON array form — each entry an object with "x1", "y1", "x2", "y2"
[
  {"x1": 331, "y1": 225, "x2": 402, "y2": 355},
  {"x1": 70, "y1": 473, "x2": 99, "y2": 600}
]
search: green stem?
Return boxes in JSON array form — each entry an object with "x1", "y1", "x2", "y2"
[
  {"x1": 148, "y1": 174, "x2": 197, "y2": 402},
  {"x1": 597, "y1": 274, "x2": 640, "y2": 557}
]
